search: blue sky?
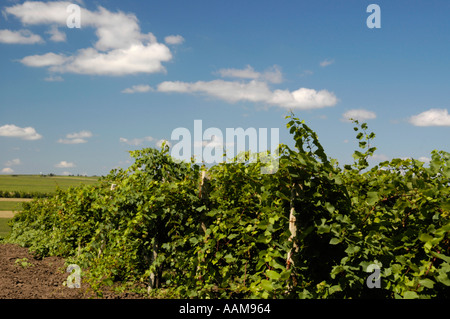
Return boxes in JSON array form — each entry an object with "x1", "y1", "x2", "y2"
[{"x1": 0, "y1": 0, "x2": 449, "y2": 176}]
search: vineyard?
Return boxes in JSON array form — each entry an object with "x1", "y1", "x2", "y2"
[{"x1": 3, "y1": 115, "x2": 450, "y2": 299}]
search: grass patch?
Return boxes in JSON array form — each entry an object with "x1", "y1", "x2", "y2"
[{"x1": 0, "y1": 218, "x2": 11, "y2": 239}]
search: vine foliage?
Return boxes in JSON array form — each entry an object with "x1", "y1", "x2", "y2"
[{"x1": 4, "y1": 115, "x2": 450, "y2": 298}]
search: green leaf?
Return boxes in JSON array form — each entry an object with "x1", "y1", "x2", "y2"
[
  {"x1": 366, "y1": 191, "x2": 379, "y2": 206},
  {"x1": 403, "y1": 291, "x2": 419, "y2": 299},
  {"x1": 418, "y1": 279, "x2": 435, "y2": 289},
  {"x1": 419, "y1": 233, "x2": 434, "y2": 242},
  {"x1": 431, "y1": 251, "x2": 450, "y2": 263},
  {"x1": 329, "y1": 238, "x2": 341, "y2": 245},
  {"x1": 317, "y1": 219, "x2": 331, "y2": 234},
  {"x1": 266, "y1": 270, "x2": 281, "y2": 281},
  {"x1": 260, "y1": 279, "x2": 273, "y2": 291},
  {"x1": 325, "y1": 202, "x2": 335, "y2": 214},
  {"x1": 345, "y1": 245, "x2": 360, "y2": 255},
  {"x1": 224, "y1": 253, "x2": 236, "y2": 263}
]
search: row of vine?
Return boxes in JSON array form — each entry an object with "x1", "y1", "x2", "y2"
[{"x1": 3, "y1": 115, "x2": 449, "y2": 298}]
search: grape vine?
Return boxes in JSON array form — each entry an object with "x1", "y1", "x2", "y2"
[{"x1": 4, "y1": 115, "x2": 449, "y2": 299}]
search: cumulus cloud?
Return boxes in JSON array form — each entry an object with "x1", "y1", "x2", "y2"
[
  {"x1": 368, "y1": 154, "x2": 389, "y2": 162},
  {"x1": 58, "y1": 130, "x2": 92, "y2": 144},
  {"x1": 408, "y1": 108, "x2": 450, "y2": 127},
  {"x1": 157, "y1": 79, "x2": 337, "y2": 110},
  {"x1": 341, "y1": 109, "x2": 377, "y2": 122},
  {"x1": 418, "y1": 156, "x2": 431, "y2": 163},
  {"x1": 217, "y1": 65, "x2": 283, "y2": 84},
  {"x1": 193, "y1": 135, "x2": 234, "y2": 149},
  {"x1": 121, "y1": 84, "x2": 153, "y2": 94},
  {"x1": 4, "y1": 1, "x2": 174, "y2": 76},
  {"x1": 0, "y1": 124, "x2": 42, "y2": 140},
  {"x1": 119, "y1": 136, "x2": 154, "y2": 146},
  {"x1": 46, "y1": 25, "x2": 66, "y2": 42},
  {"x1": 55, "y1": 161, "x2": 75, "y2": 168},
  {"x1": 67, "y1": 130, "x2": 92, "y2": 139},
  {"x1": 5, "y1": 158, "x2": 21, "y2": 167},
  {"x1": 44, "y1": 75, "x2": 64, "y2": 82},
  {"x1": 1, "y1": 168, "x2": 14, "y2": 174},
  {"x1": 0, "y1": 29, "x2": 44, "y2": 44},
  {"x1": 164, "y1": 35, "x2": 184, "y2": 45},
  {"x1": 20, "y1": 52, "x2": 68, "y2": 67},
  {"x1": 320, "y1": 58, "x2": 334, "y2": 67}
]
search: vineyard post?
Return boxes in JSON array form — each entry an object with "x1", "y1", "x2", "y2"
[
  {"x1": 286, "y1": 184, "x2": 297, "y2": 268},
  {"x1": 196, "y1": 169, "x2": 210, "y2": 281},
  {"x1": 199, "y1": 169, "x2": 210, "y2": 234},
  {"x1": 286, "y1": 183, "x2": 299, "y2": 288}
]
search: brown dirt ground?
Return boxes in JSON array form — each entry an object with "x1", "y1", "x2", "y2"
[{"x1": 0, "y1": 243, "x2": 148, "y2": 299}]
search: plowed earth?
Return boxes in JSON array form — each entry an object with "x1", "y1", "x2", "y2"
[{"x1": 0, "y1": 243, "x2": 147, "y2": 299}]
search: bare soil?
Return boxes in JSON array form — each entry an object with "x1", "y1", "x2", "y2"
[{"x1": 0, "y1": 243, "x2": 148, "y2": 299}]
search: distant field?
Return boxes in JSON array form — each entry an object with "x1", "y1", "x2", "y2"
[
  {"x1": 0, "y1": 175, "x2": 99, "y2": 195},
  {"x1": 0, "y1": 201, "x2": 24, "y2": 211},
  {"x1": 0, "y1": 218, "x2": 10, "y2": 238}
]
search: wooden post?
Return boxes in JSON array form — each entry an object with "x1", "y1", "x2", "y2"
[
  {"x1": 199, "y1": 169, "x2": 210, "y2": 234},
  {"x1": 287, "y1": 183, "x2": 301, "y2": 269},
  {"x1": 196, "y1": 168, "x2": 210, "y2": 281},
  {"x1": 148, "y1": 241, "x2": 160, "y2": 291}
]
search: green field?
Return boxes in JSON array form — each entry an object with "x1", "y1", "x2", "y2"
[
  {"x1": 0, "y1": 175, "x2": 99, "y2": 239},
  {"x1": 0, "y1": 175, "x2": 99, "y2": 194},
  {"x1": 0, "y1": 201, "x2": 25, "y2": 211},
  {"x1": 0, "y1": 218, "x2": 11, "y2": 238}
]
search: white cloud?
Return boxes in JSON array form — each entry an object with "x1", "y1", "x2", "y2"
[
  {"x1": 418, "y1": 156, "x2": 431, "y2": 163},
  {"x1": 58, "y1": 130, "x2": 92, "y2": 144},
  {"x1": 218, "y1": 65, "x2": 260, "y2": 80},
  {"x1": 55, "y1": 161, "x2": 75, "y2": 168},
  {"x1": 1, "y1": 168, "x2": 14, "y2": 174},
  {"x1": 157, "y1": 79, "x2": 337, "y2": 110},
  {"x1": 57, "y1": 138, "x2": 86, "y2": 144},
  {"x1": 67, "y1": 131, "x2": 92, "y2": 139},
  {"x1": 49, "y1": 43, "x2": 172, "y2": 76},
  {"x1": 369, "y1": 154, "x2": 389, "y2": 162},
  {"x1": 341, "y1": 109, "x2": 377, "y2": 122},
  {"x1": 46, "y1": 25, "x2": 66, "y2": 42},
  {"x1": 0, "y1": 29, "x2": 43, "y2": 44},
  {"x1": 217, "y1": 65, "x2": 283, "y2": 84},
  {"x1": 121, "y1": 84, "x2": 153, "y2": 94},
  {"x1": 20, "y1": 52, "x2": 68, "y2": 67},
  {"x1": 194, "y1": 135, "x2": 234, "y2": 148},
  {"x1": 300, "y1": 70, "x2": 314, "y2": 77},
  {"x1": 164, "y1": 35, "x2": 184, "y2": 45},
  {"x1": 5, "y1": 158, "x2": 21, "y2": 167},
  {"x1": 5, "y1": 1, "x2": 174, "y2": 76},
  {"x1": 119, "y1": 136, "x2": 154, "y2": 146},
  {"x1": 269, "y1": 87, "x2": 338, "y2": 109},
  {"x1": 0, "y1": 124, "x2": 42, "y2": 140},
  {"x1": 320, "y1": 58, "x2": 334, "y2": 67},
  {"x1": 408, "y1": 108, "x2": 450, "y2": 127},
  {"x1": 44, "y1": 75, "x2": 64, "y2": 82}
]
